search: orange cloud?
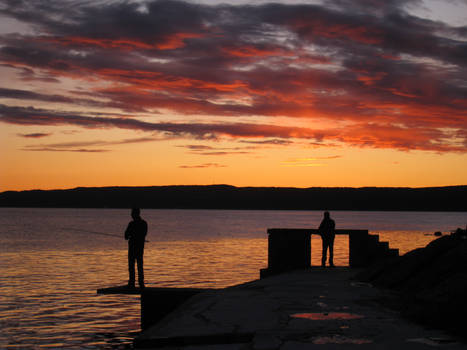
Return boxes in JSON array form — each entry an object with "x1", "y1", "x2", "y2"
[
  {"x1": 1, "y1": 0, "x2": 466, "y2": 156},
  {"x1": 222, "y1": 45, "x2": 289, "y2": 57},
  {"x1": 357, "y1": 72, "x2": 387, "y2": 86},
  {"x1": 41, "y1": 32, "x2": 204, "y2": 51},
  {"x1": 289, "y1": 19, "x2": 382, "y2": 44},
  {"x1": 42, "y1": 36, "x2": 154, "y2": 50},
  {"x1": 2, "y1": 103, "x2": 466, "y2": 153},
  {"x1": 155, "y1": 32, "x2": 204, "y2": 50},
  {"x1": 335, "y1": 123, "x2": 461, "y2": 152}
]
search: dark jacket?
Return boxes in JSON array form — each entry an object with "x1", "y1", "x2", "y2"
[
  {"x1": 125, "y1": 218, "x2": 147, "y2": 251},
  {"x1": 319, "y1": 217, "x2": 335, "y2": 237}
]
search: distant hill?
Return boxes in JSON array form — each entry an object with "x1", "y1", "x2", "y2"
[{"x1": 0, "y1": 185, "x2": 466, "y2": 211}]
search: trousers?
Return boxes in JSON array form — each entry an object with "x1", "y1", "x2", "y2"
[
  {"x1": 321, "y1": 234, "x2": 335, "y2": 266},
  {"x1": 128, "y1": 244, "x2": 144, "y2": 286}
]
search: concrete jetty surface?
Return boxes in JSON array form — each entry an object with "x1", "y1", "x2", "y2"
[{"x1": 134, "y1": 268, "x2": 465, "y2": 349}]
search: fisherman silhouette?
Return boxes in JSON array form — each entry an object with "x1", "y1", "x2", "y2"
[
  {"x1": 319, "y1": 211, "x2": 335, "y2": 267},
  {"x1": 125, "y1": 207, "x2": 147, "y2": 288}
]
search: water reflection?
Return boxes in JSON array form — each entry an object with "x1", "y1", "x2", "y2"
[
  {"x1": 0, "y1": 250, "x2": 140, "y2": 349},
  {"x1": 1, "y1": 208, "x2": 461, "y2": 349},
  {"x1": 0, "y1": 232, "x2": 439, "y2": 348}
]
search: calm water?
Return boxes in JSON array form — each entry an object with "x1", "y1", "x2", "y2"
[{"x1": 1, "y1": 208, "x2": 466, "y2": 349}]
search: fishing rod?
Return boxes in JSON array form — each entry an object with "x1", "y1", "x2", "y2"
[{"x1": 64, "y1": 227, "x2": 149, "y2": 242}]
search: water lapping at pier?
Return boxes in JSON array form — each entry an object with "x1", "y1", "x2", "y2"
[{"x1": 0, "y1": 208, "x2": 465, "y2": 348}]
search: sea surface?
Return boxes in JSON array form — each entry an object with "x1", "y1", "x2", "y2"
[{"x1": 0, "y1": 208, "x2": 466, "y2": 349}]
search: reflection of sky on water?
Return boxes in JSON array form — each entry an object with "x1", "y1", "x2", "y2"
[
  {"x1": 0, "y1": 208, "x2": 465, "y2": 348},
  {"x1": 0, "y1": 249, "x2": 140, "y2": 349},
  {"x1": 1, "y1": 208, "x2": 463, "y2": 252}
]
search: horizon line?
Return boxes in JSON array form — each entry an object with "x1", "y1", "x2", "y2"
[{"x1": 2, "y1": 183, "x2": 467, "y2": 194}]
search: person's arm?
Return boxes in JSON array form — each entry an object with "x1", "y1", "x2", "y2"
[
  {"x1": 125, "y1": 222, "x2": 132, "y2": 240},
  {"x1": 318, "y1": 219, "x2": 324, "y2": 231},
  {"x1": 143, "y1": 221, "x2": 148, "y2": 239}
]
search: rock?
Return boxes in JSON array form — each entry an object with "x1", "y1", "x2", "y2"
[
  {"x1": 370, "y1": 235, "x2": 459, "y2": 289},
  {"x1": 402, "y1": 239, "x2": 467, "y2": 292},
  {"x1": 452, "y1": 227, "x2": 467, "y2": 238},
  {"x1": 357, "y1": 233, "x2": 467, "y2": 339}
]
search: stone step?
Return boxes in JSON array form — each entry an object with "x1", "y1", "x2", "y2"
[
  {"x1": 367, "y1": 234, "x2": 380, "y2": 246},
  {"x1": 387, "y1": 248, "x2": 399, "y2": 257},
  {"x1": 378, "y1": 241, "x2": 389, "y2": 250}
]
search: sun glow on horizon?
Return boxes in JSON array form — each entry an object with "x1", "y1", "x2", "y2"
[{"x1": 1, "y1": 0, "x2": 466, "y2": 191}]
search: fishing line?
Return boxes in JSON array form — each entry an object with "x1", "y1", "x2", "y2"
[{"x1": 63, "y1": 227, "x2": 149, "y2": 242}]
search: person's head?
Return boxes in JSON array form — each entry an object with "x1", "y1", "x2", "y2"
[
  {"x1": 131, "y1": 207, "x2": 141, "y2": 220},
  {"x1": 324, "y1": 211, "x2": 330, "y2": 219}
]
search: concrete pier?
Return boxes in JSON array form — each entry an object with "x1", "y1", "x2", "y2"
[
  {"x1": 260, "y1": 228, "x2": 398, "y2": 277},
  {"x1": 97, "y1": 286, "x2": 216, "y2": 330},
  {"x1": 133, "y1": 268, "x2": 463, "y2": 349},
  {"x1": 98, "y1": 227, "x2": 400, "y2": 333}
]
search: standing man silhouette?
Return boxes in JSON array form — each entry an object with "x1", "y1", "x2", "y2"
[
  {"x1": 319, "y1": 211, "x2": 335, "y2": 267},
  {"x1": 125, "y1": 207, "x2": 147, "y2": 288}
]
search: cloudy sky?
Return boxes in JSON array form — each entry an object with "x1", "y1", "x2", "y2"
[{"x1": 1, "y1": 0, "x2": 466, "y2": 190}]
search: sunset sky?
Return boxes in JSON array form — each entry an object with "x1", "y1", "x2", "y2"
[{"x1": 1, "y1": 0, "x2": 466, "y2": 191}]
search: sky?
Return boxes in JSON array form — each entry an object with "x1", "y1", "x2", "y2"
[{"x1": 0, "y1": 0, "x2": 466, "y2": 191}]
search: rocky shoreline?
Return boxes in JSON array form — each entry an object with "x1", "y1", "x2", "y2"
[{"x1": 357, "y1": 227, "x2": 467, "y2": 339}]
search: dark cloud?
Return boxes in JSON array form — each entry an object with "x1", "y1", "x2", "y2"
[
  {"x1": 177, "y1": 145, "x2": 214, "y2": 151},
  {"x1": 177, "y1": 144, "x2": 255, "y2": 155},
  {"x1": 0, "y1": 86, "x2": 143, "y2": 112},
  {"x1": 17, "y1": 132, "x2": 51, "y2": 138},
  {"x1": 0, "y1": 104, "x2": 322, "y2": 140},
  {"x1": 1, "y1": 104, "x2": 464, "y2": 152},
  {"x1": 194, "y1": 151, "x2": 251, "y2": 156},
  {"x1": 239, "y1": 138, "x2": 293, "y2": 145},
  {"x1": 0, "y1": 87, "x2": 82, "y2": 104},
  {"x1": 22, "y1": 147, "x2": 109, "y2": 152},
  {"x1": 179, "y1": 163, "x2": 227, "y2": 168},
  {"x1": 0, "y1": 0, "x2": 466, "y2": 153},
  {"x1": 21, "y1": 136, "x2": 165, "y2": 152}
]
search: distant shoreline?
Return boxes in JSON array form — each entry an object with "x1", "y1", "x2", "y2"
[
  {"x1": 1, "y1": 207, "x2": 465, "y2": 213},
  {"x1": 1, "y1": 185, "x2": 466, "y2": 211}
]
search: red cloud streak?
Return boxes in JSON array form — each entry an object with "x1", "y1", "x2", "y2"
[
  {"x1": 1, "y1": 105, "x2": 464, "y2": 153},
  {"x1": 0, "y1": 0, "x2": 466, "y2": 154}
]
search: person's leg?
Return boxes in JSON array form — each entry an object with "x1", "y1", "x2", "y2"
[
  {"x1": 136, "y1": 253, "x2": 144, "y2": 288},
  {"x1": 321, "y1": 237, "x2": 328, "y2": 267},
  {"x1": 128, "y1": 249, "x2": 136, "y2": 287},
  {"x1": 329, "y1": 235, "x2": 335, "y2": 267}
]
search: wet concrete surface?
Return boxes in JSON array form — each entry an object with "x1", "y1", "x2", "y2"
[{"x1": 134, "y1": 268, "x2": 466, "y2": 349}]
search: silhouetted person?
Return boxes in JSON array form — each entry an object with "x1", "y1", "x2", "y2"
[
  {"x1": 125, "y1": 207, "x2": 147, "y2": 288},
  {"x1": 319, "y1": 211, "x2": 335, "y2": 267}
]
